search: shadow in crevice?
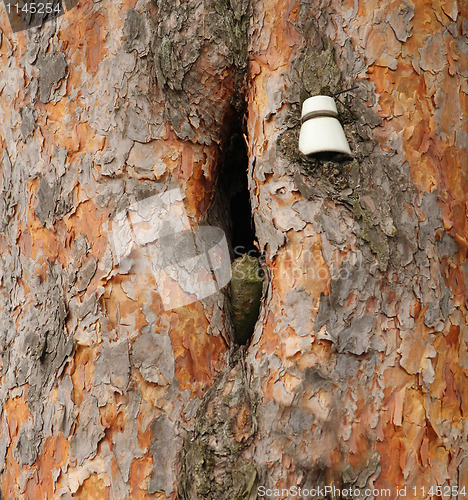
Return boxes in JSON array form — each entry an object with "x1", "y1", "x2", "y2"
[{"x1": 224, "y1": 132, "x2": 258, "y2": 259}]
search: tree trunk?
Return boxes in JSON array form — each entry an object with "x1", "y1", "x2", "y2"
[
  {"x1": 244, "y1": 0, "x2": 468, "y2": 496},
  {"x1": 0, "y1": 0, "x2": 467, "y2": 499}
]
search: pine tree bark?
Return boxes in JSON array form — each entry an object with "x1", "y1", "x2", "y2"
[
  {"x1": 0, "y1": 0, "x2": 467, "y2": 499},
  {"x1": 245, "y1": 0, "x2": 468, "y2": 496}
]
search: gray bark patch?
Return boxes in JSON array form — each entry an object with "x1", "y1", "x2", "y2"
[
  {"x1": 94, "y1": 338, "x2": 130, "y2": 391},
  {"x1": 0, "y1": 260, "x2": 74, "y2": 467},
  {"x1": 14, "y1": 419, "x2": 40, "y2": 466},
  {"x1": 34, "y1": 177, "x2": 59, "y2": 226},
  {"x1": 34, "y1": 175, "x2": 73, "y2": 227},
  {"x1": 69, "y1": 394, "x2": 105, "y2": 465},
  {"x1": 37, "y1": 51, "x2": 67, "y2": 103},
  {"x1": 0, "y1": 414, "x2": 10, "y2": 473},
  {"x1": 131, "y1": 328, "x2": 175, "y2": 385},
  {"x1": 20, "y1": 106, "x2": 36, "y2": 140},
  {"x1": 148, "y1": 414, "x2": 178, "y2": 496}
]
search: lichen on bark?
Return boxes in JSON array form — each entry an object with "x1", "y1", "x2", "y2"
[
  {"x1": 179, "y1": 350, "x2": 259, "y2": 500},
  {"x1": 229, "y1": 255, "x2": 264, "y2": 345}
]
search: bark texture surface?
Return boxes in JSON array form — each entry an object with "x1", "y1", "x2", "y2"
[
  {"x1": 245, "y1": 0, "x2": 468, "y2": 495},
  {"x1": 0, "y1": 0, "x2": 247, "y2": 496},
  {"x1": 0, "y1": 0, "x2": 467, "y2": 498}
]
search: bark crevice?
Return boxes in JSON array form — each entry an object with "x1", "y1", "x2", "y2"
[{"x1": 179, "y1": 348, "x2": 260, "y2": 500}]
